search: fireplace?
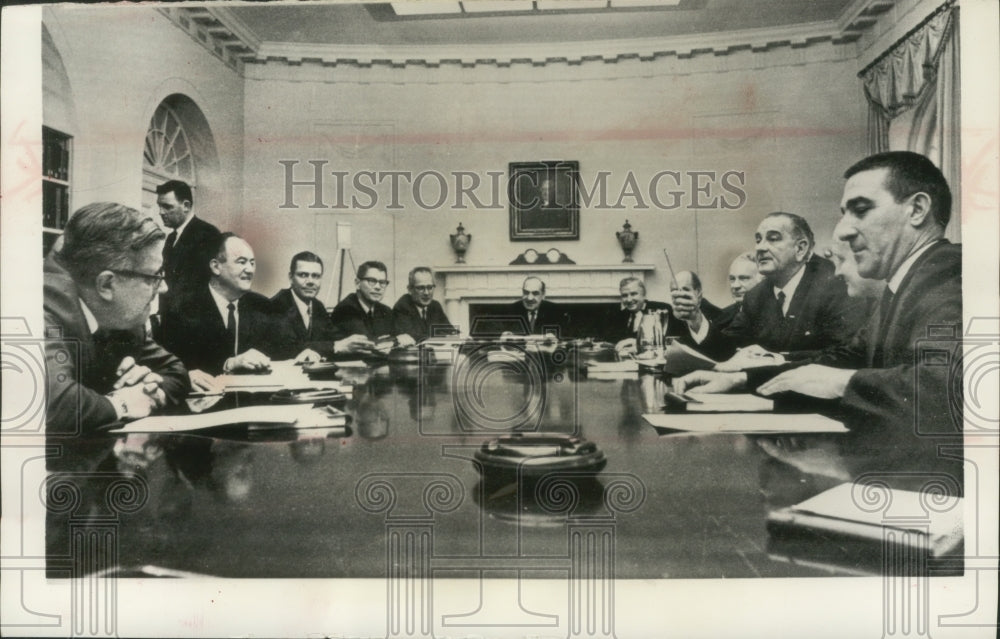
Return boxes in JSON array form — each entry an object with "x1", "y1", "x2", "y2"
[{"x1": 433, "y1": 263, "x2": 655, "y2": 335}]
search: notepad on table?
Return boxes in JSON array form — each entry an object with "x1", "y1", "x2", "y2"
[
  {"x1": 683, "y1": 393, "x2": 774, "y2": 412},
  {"x1": 767, "y1": 482, "x2": 964, "y2": 558},
  {"x1": 643, "y1": 412, "x2": 847, "y2": 434}
]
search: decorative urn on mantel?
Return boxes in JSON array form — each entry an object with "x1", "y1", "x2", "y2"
[
  {"x1": 616, "y1": 220, "x2": 638, "y2": 263},
  {"x1": 449, "y1": 223, "x2": 471, "y2": 263}
]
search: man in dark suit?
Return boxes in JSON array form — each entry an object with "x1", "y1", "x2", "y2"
[
  {"x1": 330, "y1": 260, "x2": 403, "y2": 345},
  {"x1": 673, "y1": 212, "x2": 862, "y2": 362},
  {"x1": 713, "y1": 252, "x2": 764, "y2": 331},
  {"x1": 269, "y1": 251, "x2": 375, "y2": 360},
  {"x1": 609, "y1": 276, "x2": 670, "y2": 352},
  {"x1": 676, "y1": 151, "x2": 962, "y2": 449},
  {"x1": 155, "y1": 180, "x2": 221, "y2": 315},
  {"x1": 503, "y1": 276, "x2": 570, "y2": 338},
  {"x1": 160, "y1": 233, "x2": 276, "y2": 390},
  {"x1": 392, "y1": 267, "x2": 455, "y2": 342},
  {"x1": 44, "y1": 202, "x2": 189, "y2": 433}
]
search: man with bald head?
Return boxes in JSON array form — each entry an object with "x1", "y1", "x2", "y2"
[
  {"x1": 160, "y1": 233, "x2": 277, "y2": 390},
  {"x1": 504, "y1": 276, "x2": 569, "y2": 338},
  {"x1": 674, "y1": 211, "x2": 861, "y2": 361},
  {"x1": 712, "y1": 253, "x2": 764, "y2": 330}
]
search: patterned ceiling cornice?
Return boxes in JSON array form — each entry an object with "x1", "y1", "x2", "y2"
[{"x1": 160, "y1": 1, "x2": 894, "y2": 73}]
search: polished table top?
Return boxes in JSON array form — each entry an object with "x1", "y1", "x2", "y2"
[{"x1": 46, "y1": 346, "x2": 963, "y2": 579}]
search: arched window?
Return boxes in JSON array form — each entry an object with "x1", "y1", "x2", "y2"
[
  {"x1": 140, "y1": 94, "x2": 219, "y2": 218},
  {"x1": 143, "y1": 102, "x2": 196, "y2": 192}
]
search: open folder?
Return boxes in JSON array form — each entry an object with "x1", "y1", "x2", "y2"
[{"x1": 643, "y1": 411, "x2": 847, "y2": 434}]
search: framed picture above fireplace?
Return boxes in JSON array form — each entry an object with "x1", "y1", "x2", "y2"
[{"x1": 508, "y1": 160, "x2": 580, "y2": 241}]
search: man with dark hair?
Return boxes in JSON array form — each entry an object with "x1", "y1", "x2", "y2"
[
  {"x1": 155, "y1": 179, "x2": 221, "y2": 314},
  {"x1": 45, "y1": 202, "x2": 190, "y2": 432},
  {"x1": 673, "y1": 211, "x2": 862, "y2": 361},
  {"x1": 330, "y1": 260, "x2": 405, "y2": 344},
  {"x1": 676, "y1": 151, "x2": 962, "y2": 456},
  {"x1": 392, "y1": 267, "x2": 455, "y2": 342},
  {"x1": 160, "y1": 233, "x2": 276, "y2": 389},
  {"x1": 269, "y1": 251, "x2": 375, "y2": 360}
]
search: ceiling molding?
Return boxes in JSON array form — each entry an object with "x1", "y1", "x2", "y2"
[{"x1": 161, "y1": 0, "x2": 894, "y2": 72}]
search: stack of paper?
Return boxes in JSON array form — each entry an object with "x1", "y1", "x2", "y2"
[{"x1": 110, "y1": 404, "x2": 348, "y2": 434}]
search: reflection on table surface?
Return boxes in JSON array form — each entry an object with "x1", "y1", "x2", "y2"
[{"x1": 46, "y1": 346, "x2": 963, "y2": 579}]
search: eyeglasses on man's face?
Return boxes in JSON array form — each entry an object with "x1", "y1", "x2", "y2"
[
  {"x1": 411, "y1": 285, "x2": 436, "y2": 293},
  {"x1": 360, "y1": 277, "x2": 389, "y2": 288},
  {"x1": 112, "y1": 268, "x2": 166, "y2": 286}
]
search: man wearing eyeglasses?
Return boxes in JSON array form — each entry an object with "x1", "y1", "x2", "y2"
[
  {"x1": 269, "y1": 251, "x2": 376, "y2": 361},
  {"x1": 330, "y1": 260, "x2": 413, "y2": 347},
  {"x1": 44, "y1": 202, "x2": 190, "y2": 433},
  {"x1": 392, "y1": 267, "x2": 455, "y2": 342},
  {"x1": 160, "y1": 233, "x2": 277, "y2": 391}
]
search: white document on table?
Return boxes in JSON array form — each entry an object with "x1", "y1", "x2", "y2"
[
  {"x1": 661, "y1": 341, "x2": 718, "y2": 376},
  {"x1": 331, "y1": 360, "x2": 368, "y2": 368},
  {"x1": 643, "y1": 412, "x2": 848, "y2": 434},
  {"x1": 769, "y1": 483, "x2": 963, "y2": 556},
  {"x1": 109, "y1": 405, "x2": 319, "y2": 434},
  {"x1": 685, "y1": 393, "x2": 774, "y2": 412},
  {"x1": 587, "y1": 360, "x2": 638, "y2": 373}
]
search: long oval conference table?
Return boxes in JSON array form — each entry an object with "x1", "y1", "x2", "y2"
[{"x1": 45, "y1": 342, "x2": 963, "y2": 580}]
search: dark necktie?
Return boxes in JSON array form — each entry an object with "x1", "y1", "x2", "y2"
[
  {"x1": 305, "y1": 303, "x2": 312, "y2": 336},
  {"x1": 529, "y1": 310, "x2": 537, "y2": 333},
  {"x1": 873, "y1": 289, "x2": 895, "y2": 366},
  {"x1": 226, "y1": 302, "x2": 238, "y2": 356},
  {"x1": 776, "y1": 291, "x2": 787, "y2": 317},
  {"x1": 365, "y1": 308, "x2": 374, "y2": 333},
  {"x1": 163, "y1": 231, "x2": 177, "y2": 266},
  {"x1": 419, "y1": 306, "x2": 427, "y2": 324}
]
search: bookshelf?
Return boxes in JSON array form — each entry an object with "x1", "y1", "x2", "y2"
[{"x1": 42, "y1": 126, "x2": 72, "y2": 256}]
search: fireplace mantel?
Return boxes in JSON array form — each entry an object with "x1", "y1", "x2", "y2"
[{"x1": 433, "y1": 264, "x2": 655, "y2": 333}]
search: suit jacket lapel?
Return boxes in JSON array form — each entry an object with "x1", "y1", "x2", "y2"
[{"x1": 878, "y1": 241, "x2": 947, "y2": 362}]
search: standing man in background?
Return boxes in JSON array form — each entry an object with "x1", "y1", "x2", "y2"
[{"x1": 156, "y1": 180, "x2": 221, "y2": 315}]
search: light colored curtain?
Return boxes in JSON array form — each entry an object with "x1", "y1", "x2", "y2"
[{"x1": 861, "y1": 5, "x2": 960, "y2": 242}]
